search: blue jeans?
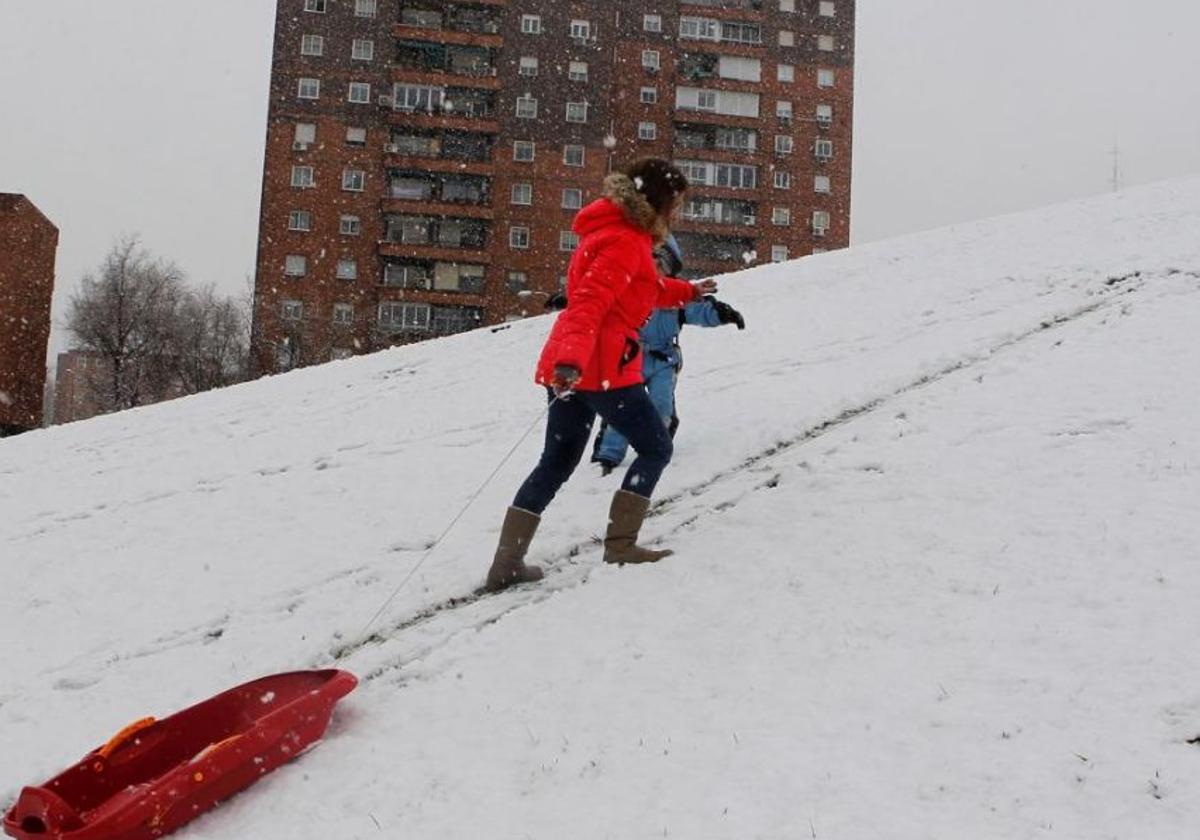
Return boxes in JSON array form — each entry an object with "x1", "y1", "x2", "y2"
[
  {"x1": 513, "y1": 385, "x2": 674, "y2": 514},
  {"x1": 594, "y1": 364, "x2": 677, "y2": 466}
]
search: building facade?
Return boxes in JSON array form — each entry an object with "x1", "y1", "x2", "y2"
[
  {"x1": 252, "y1": 0, "x2": 854, "y2": 373},
  {"x1": 0, "y1": 194, "x2": 58, "y2": 435}
]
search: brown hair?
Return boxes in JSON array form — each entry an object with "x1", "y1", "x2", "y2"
[{"x1": 622, "y1": 158, "x2": 689, "y2": 217}]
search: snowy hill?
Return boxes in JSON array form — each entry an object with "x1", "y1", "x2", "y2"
[{"x1": 4, "y1": 178, "x2": 1200, "y2": 838}]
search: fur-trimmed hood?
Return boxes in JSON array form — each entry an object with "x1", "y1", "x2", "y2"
[{"x1": 593, "y1": 173, "x2": 670, "y2": 243}]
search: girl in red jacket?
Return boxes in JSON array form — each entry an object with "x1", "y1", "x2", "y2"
[{"x1": 486, "y1": 158, "x2": 717, "y2": 592}]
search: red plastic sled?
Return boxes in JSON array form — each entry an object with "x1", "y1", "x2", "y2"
[{"x1": 3, "y1": 669, "x2": 357, "y2": 840}]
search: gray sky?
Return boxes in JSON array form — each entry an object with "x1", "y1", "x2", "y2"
[{"x1": 1, "y1": 0, "x2": 1198, "y2": 360}]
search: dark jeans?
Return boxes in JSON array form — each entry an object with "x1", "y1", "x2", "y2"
[{"x1": 513, "y1": 385, "x2": 674, "y2": 514}]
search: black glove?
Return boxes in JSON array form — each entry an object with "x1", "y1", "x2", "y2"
[
  {"x1": 544, "y1": 292, "x2": 568, "y2": 311},
  {"x1": 707, "y1": 297, "x2": 745, "y2": 330}
]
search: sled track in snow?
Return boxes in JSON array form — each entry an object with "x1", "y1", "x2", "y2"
[{"x1": 328, "y1": 278, "x2": 1143, "y2": 675}]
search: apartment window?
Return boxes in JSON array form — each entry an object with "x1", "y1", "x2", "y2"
[
  {"x1": 816, "y1": 104, "x2": 833, "y2": 126},
  {"x1": 565, "y1": 102, "x2": 588, "y2": 123},
  {"x1": 559, "y1": 231, "x2": 580, "y2": 252},
  {"x1": 676, "y1": 86, "x2": 759, "y2": 118},
  {"x1": 718, "y1": 56, "x2": 762, "y2": 82},
  {"x1": 772, "y1": 207, "x2": 791, "y2": 226},
  {"x1": 513, "y1": 140, "x2": 535, "y2": 162},
  {"x1": 348, "y1": 82, "x2": 371, "y2": 104},
  {"x1": 779, "y1": 30, "x2": 794, "y2": 47},
  {"x1": 519, "y1": 56, "x2": 538, "y2": 77},
  {"x1": 818, "y1": 34, "x2": 835, "y2": 51},
  {"x1": 642, "y1": 50, "x2": 660, "y2": 71},
  {"x1": 340, "y1": 215, "x2": 361, "y2": 235},
  {"x1": 521, "y1": 14, "x2": 542, "y2": 34},
  {"x1": 775, "y1": 135, "x2": 794, "y2": 154},
  {"x1": 814, "y1": 138, "x2": 834, "y2": 160},
  {"x1": 291, "y1": 165, "x2": 314, "y2": 188},
  {"x1": 569, "y1": 62, "x2": 589, "y2": 82},
  {"x1": 511, "y1": 183, "x2": 533, "y2": 205},
  {"x1": 394, "y1": 83, "x2": 444, "y2": 113},
  {"x1": 777, "y1": 64, "x2": 794, "y2": 83},
  {"x1": 638, "y1": 122, "x2": 657, "y2": 140},
  {"x1": 352, "y1": 39, "x2": 375, "y2": 61},
  {"x1": 774, "y1": 171, "x2": 792, "y2": 189},
  {"x1": 679, "y1": 17, "x2": 719, "y2": 41},
  {"x1": 507, "y1": 271, "x2": 528, "y2": 292},
  {"x1": 282, "y1": 300, "x2": 304, "y2": 321},
  {"x1": 516, "y1": 95, "x2": 538, "y2": 119},
  {"x1": 298, "y1": 78, "x2": 320, "y2": 99},
  {"x1": 332, "y1": 303, "x2": 354, "y2": 325},
  {"x1": 812, "y1": 211, "x2": 831, "y2": 235},
  {"x1": 303, "y1": 0, "x2": 326, "y2": 12},
  {"x1": 819, "y1": 1, "x2": 836, "y2": 16},
  {"x1": 285, "y1": 255, "x2": 307, "y2": 276},
  {"x1": 814, "y1": 175, "x2": 832, "y2": 194},
  {"x1": 288, "y1": 210, "x2": 312, "y2": 232},
  {"x1": 294, "y1": 123, "x2": 316, "y2": 146},
  {"x1": 563, "y1": 145, "x2": 585, "y2": 167},
  {"x1": 346, "y1": 126, "x2": 367, "y2": 146},
  {"x1": 355, "y1": 0, "x2": 377, "y2": 17},
  {"x1": 510, "y1": 226, "x2": 530, "y2": 249},
  {"x1": 379, "y1": 302, "x2": 430, "y2": 330},
  {"x1": 640, "y1": 87, "x2": 658, "y2": 104},
  {"x1": 301, "y1": 34, "x2": 324, "y2": 56},
  {"x1": 817, "y1": 68, "x2": 836, "y2": 88},
  {"x1": 771, "y1": 245, "x2": 789, "y2": 262},
  {"x1": 562, "y1": 188, "x2": 583, "y2": 209},
  {"x1": 780, "y1": 0, "x2": 795, "y2": 10},
  {"x1": 777, "y1": 100, "x2": 793, "y2": 119},
  {"x1": 342, "y1": 169, "x2": 366, "y2": 191},
  {"x1": 721, "y1": 21, "x2": 762, "y2": 45},
  {"x1": 569, "y1": 20, "x2": 591, "y2": 41},
  {"x1": 336, "y1": 259, "x2": 358, "y2": 280},
  {"x1": 644, "y1": 14, "x2": 662, "y2": 32}
]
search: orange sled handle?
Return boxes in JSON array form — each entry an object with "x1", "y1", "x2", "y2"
[{"x1": 97, "y1": 717, "x2": 157, "y2": 761}]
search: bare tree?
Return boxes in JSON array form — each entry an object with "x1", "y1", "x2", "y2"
[
  {"x1": 65, "y1": 237, "x2": 251, "y2": 416},
  {"x1": 169, "y1": 284, "x2": 250, "y2": 395},
  {"x1": 66, "y1": 236, "x2": 186, "y2": 413}
]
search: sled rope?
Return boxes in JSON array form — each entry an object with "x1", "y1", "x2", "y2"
[{"x1": 351, "y1": 396, "x2": 560, "y2": 647}]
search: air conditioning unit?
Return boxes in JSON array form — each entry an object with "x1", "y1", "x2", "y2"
[
  {"x1": 742, "y1": 214, "x2": 757, "y2": 225},
  {"x1": 816, "y1": 117, "x2": 832, "y2": 128},
  {"x1": 293, "y1": 142, "x2": 309, "y2": 151},
  {"x1": 813, "y1": 227, "x2": 828, "y2": 237},
  {"x1": 384, "y1": 142, "x2": 400, "y2": 153},
  {"x1": 378, "y1": 94, "x2": 394, "y2": 107}
]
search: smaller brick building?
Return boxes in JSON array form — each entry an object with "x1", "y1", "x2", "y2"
[{"x1": 0, "y1": 194, "x2": 58, "y2": 436}]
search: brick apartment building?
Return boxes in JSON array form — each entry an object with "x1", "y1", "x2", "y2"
[
  {"x1": 252, "y1": 0, "x2": 854, "y2": 373},
  {"x1": 0, "y1": 194, "x2": 58, "y2": 436}
]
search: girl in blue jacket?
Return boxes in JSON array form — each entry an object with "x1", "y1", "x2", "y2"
[{"x1": 591, "y1": 235, "x2": 745, "y2": 473}]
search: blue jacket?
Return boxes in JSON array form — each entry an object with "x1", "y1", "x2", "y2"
[{"x1": 639, "y1": 300, "x2": 722, "y2": 377}]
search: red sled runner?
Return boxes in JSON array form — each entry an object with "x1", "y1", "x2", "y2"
[{"x1": 3, "y1": 669, "x2": 357, "y2": 840}]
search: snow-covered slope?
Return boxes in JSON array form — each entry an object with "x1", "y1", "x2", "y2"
[{"x1": 4, "y1": 178, "x2": 1200, "y2": 838}]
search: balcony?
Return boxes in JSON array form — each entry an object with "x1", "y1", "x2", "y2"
[
  {"x1": 395, "y1": 42, "x2": 501, "y2": 89},
  {"x1": 396, "y1": 6, "x2": 504, "y2": 48},
  {"x1": 676, "y1": 124, "x2": 759, "y2": 156},
  {"x1": 387, "y1": 172, "x2": 490, "y2": 204}
]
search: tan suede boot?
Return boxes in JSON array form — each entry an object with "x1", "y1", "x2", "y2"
[
  {"x1": 485, "y1": 507, "x2": 544, "y2": 592},
  {"x1": 603, "y1": 490, "x2": 674, "y2": 565}
]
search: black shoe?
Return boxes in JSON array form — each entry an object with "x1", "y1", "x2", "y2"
[{"x1": 596, "y1": 459, "x2": 617, "y2": 477}]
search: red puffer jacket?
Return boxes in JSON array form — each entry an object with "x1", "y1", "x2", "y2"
[{"x1": 535, "y1": 175, "x2": 699, "y2": 392}]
